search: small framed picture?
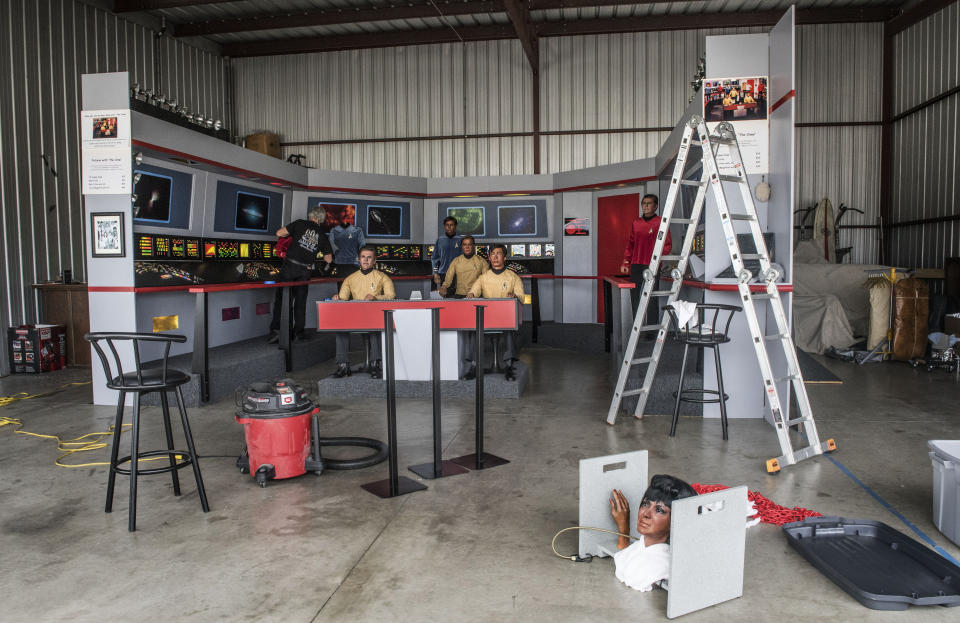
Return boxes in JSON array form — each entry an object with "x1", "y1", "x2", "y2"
[{"x1": 91, "y1": 212, "x2": 125, "y2": 258}]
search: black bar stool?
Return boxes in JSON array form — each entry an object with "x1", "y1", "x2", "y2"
[
  {"x1": 85, "y1": 332, "x2": 210, "y2": 531},
  {"x1": 663, "y1": 304, "x2": 741, "y2": 440}
]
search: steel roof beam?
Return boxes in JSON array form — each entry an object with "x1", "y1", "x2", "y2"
[{"x1": 113, "y1": 0, "x2": 234, "y2": 12}]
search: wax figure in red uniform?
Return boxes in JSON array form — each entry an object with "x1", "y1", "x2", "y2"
[{"x1": 621, "y1": 194, "x2": 672, "y2": 323}]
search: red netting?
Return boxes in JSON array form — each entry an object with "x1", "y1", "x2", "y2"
[{"x1": 692, "y1": 483, "x2": 822, "y2": 526}]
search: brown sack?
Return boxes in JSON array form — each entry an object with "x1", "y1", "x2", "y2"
[{"x1": 892, "y1": 277, "x2": 929, "y2": 360}]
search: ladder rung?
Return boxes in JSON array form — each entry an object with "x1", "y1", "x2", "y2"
[
  {"x1": 661, "y1": 255, "x2": 682, "y2": 260},
  {"x1": 639, "y1": 325, "x2": 662, "y2": 332},
  {"x1": 648, "y1": 290, "x2": 673, "y2": 297},
  {"x1": 741, "y1": 254, "x2": 764, "y2": 260},
  {"x1": 718, "y1": 174, "x2": 744, "y2": 183},
  {"x1": 752, "y1": 293, "x2": 774, "y2": 300},
  {"x1": 630, "y1": 357, "x2": 653, "y2": 365},
  {"x1": 710, "y1": 135, "x2": 736, "y2": 145},
  {"x1": 671, "y1": 218, "x2": 695, "y2": 224},
  {"x1": 785, "y1": 418, "x2": 812, "y2": 428},
  {"x1": 764, "y1": 333, "x2": 789, "y2": 340},
  {"x1": 728, "y1": 214, "x2": 756, "y2": 221},
  {"x1": 775, "y1": 374, "x2": 801, "y2": 383},
  {"x1": 679, "y1": 180, "x2": 703, "y2": 187},
  {"x1": 621, "y1": 388, "x2": 646, "y2": 398}
]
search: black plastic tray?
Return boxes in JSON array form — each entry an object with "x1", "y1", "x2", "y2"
[{"x1": 782, "y1": 516, "x2": 960, "y2": 610}]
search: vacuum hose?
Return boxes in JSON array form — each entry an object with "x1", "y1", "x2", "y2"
[{"x1": 315, "y1": 436, "x2": 388, "y2": 470}]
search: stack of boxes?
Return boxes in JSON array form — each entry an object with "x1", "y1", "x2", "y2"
[{"x1": 8, "y1": 324, "x2": 67, "y2": 373}]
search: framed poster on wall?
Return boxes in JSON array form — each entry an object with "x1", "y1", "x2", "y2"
[{"x1": 91, "y1": 212, "x2": 125, "y2": 257}]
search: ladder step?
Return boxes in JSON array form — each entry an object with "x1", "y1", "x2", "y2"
[
  {"x1": 764, "y1": 333, "x2": 789, "y2": 340},
  {"x1": 630, "y1": 357, "x2": 653, "y2": 365},
  {"x1": 671, "y1": 218, "x2": 695, "y2": 224},
  {"x1": 752, "y1": 293, "x2": 774, "y2": 300},
  {"x1": 785, "y1": 418, "x2": 812, "y2": 428},
  {"x1": 621, "y1": 388, "x2": 646, "y2": 398},
  {"x1": 680, "y1": 180, "x2": 703, "y2": 187},
  {"x1": 639, "y1": 325, "x2": 662, "y2": 332},
  {"x1": 661, "y1": 255, "x2": 682, "y2": 260},
  {"x1": 741, "y1": 254, "x2": 764, "y2": 260},
  {"x1": 718, "y1": 174, "x2": 744, "y2": 183},
  {"x1": 649, "y1": 290, "x2": 674, "y2": 297},
  {"x1": 710, "y1": 135, "x2": 736, "y2": 145},
  {"x1": 775, "y1": 374, "x2": 802, "y2": 383},
  {"x1": 728, "y1": 214, "x2": 756, "y2": 221}
]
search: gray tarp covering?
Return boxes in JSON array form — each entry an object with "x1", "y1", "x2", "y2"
[{"x1": 792, "y1": 241, "x2": 888, "y2": 353}]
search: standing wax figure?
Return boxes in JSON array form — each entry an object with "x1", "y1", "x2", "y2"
[
  {"x1": 608, "y1": 475, "x2": 698, "y2": 592},
  {"x1": 621, "y1": 194, "x2": 673, "y2": 325},
  {"x1": 267, "y1": 206, "x2": 333, "y2": 344},
  {"x1": 467, "y1": 244, "x2": 525, "y2": 381},
  {"x1": 330, "y1": 246, "x2": 396, "y2": 379},
  {"x1": 440, "y1": 235, "x2": 489, "y2": 378},
  {"x1": 431, "y1": 216, "x2": 462, "y2": 295},
  {"x1": 328, "y1": 218, "x2": 365, "y2": 278}
]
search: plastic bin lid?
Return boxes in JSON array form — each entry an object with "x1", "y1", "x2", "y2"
[{"x1": 928, "y1": 440, "x2": 960, "y2": 463}]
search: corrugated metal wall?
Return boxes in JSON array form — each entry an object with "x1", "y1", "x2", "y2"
[
  {"x1": 795, "y1": 22, "x2": 884, "y2": 264},
  {"x1": 233, "y1": 24, "x2": 887, "y2": 263},
  {"x1": 0, "y1": 0, "x2": 227, "y2": 338},
  {"x1": 889, "y1": 1, "x2": 959, "y2": 269}
]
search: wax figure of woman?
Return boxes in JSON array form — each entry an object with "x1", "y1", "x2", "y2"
[{"x1": 608, "y1": 474, "x2": 697, "y2": 591}]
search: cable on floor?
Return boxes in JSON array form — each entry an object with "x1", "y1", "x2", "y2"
[{"x1": 551, "y1": 526, "x2": 637, "y2": 562}]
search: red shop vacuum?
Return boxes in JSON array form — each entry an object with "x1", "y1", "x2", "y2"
[{"x1": 235, "y1": 379, "x2": 387, "y2": 487}]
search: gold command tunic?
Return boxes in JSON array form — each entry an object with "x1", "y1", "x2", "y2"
[
  {"x1": 338, "y1": 269, "x2": 396, "y2": 300},
  {"x1": 442, "y1": 253, "x2": 490, "y2": 296},
  {"x1": 468, "y1": 268, "x2": 525, "y2": 301}
]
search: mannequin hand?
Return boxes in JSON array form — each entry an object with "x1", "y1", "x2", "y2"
[
  {"x1": 609, "y1": 488, "x2": 630, "y2": 533},
  {"x1": 439, "y1": 285, "x2": 448, "y2": 296},
  {"x1": 620, "y1": 262, "x2": 629, "y2": 275},
  {"x1": 364, "y1": 294, "x2": 376, "y2": 301},
  {"x1": 433, "y1": 274, "x2": 441, "y2": 285},
  {"x1": 332, "y1": 294, "x2": 340, "y2": 301}
]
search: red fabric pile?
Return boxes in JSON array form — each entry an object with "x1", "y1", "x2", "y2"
[{"x1": 692, "y1": 483, "x2": 822, "y2": 526}]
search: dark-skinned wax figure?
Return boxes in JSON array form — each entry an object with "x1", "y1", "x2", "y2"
[
  {"x1": 267, "y1": 205, "x2": 333, "y2": 344},
  {"x1": 327, "y1": 217, "x2": 365, "y2": 278},
  {"x1": 431, "y1": 216, "x2": 462, "y2": 295},
  {"x1": 440, "y1": 235, "x2": 489, "y2": 378},
  {"x1": 467, "y1": 243, "x2": 525, "y2": 381},
  {"x1": 608, "y1": 475, "x2": 697, "y2": 591},
  {"x1": 330, "y1": 246, "x2": 396, "y2": 379},
  {"x1": 621, "y1": 193, "x2": 673, "y2": 325}
]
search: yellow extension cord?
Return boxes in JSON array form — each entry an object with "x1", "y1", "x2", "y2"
[
  {"x1": 0, "y1": 381, "x2": 173, "y2": 469},
  {"x1": 551, "y1": 526, "x2": 638, "y2": 561}
]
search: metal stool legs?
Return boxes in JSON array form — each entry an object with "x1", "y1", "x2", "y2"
[
  {"x1": 105, "y1": 390, "x2": 126, "y2": 513},
  {"x1": 160, "y1": 391, "x2": 182, "y2": 496},
  {"x1": 175, "y1": 386, "x2": 210, "y2": 513},
  {"x1": 128, "y1": 394, "x2": 142, "y2": 532},
  {"x1": 670, "y1": 343, "x2": 730, "y2": 441}
]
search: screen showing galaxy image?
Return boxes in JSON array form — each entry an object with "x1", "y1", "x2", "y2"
[
  {"x1": 235, "y1": 192, "x2": 270, "y2": 231},
  {"x1": 446, "y1": 207, "x2": 485, "y2": 237},
  {"x1": 317, "y1": 203, "x2": 356, "y2": 230},
  {"x1": 367, "y1": 205, "x2": 402, "y2": 237},
  {"x1": 498, "y1": 205, "x2": 537, "y2": 236},
  {"x1": 133, "y1": 172, "x2": 172, "y2": 223}
]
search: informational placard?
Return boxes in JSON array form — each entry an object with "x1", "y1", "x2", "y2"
[
  {"x1": 563, "y1": 217, "x2": 590, "y2": 236},
  {"x1": 702, "y1": 77, "x2": 768, "y2": 175},
  {"x1": 80, "y1": 109, "x2": 132, "y2": 194}
]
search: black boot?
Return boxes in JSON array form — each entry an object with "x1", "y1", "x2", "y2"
[
  {"x1": 504, "y1": 359, "x2": 517, "y2": 381},
  {"x1": 266, "y1": 330, "x2": 279, "y2": 344},
  {"x1": 370, "y1": 360, "x2": 383, "y2": 379},
  {"x1": 331, "y1": 362, "x2": 351, "y2": 378}
]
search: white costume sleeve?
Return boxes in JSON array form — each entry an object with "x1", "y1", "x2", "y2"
[{"x1": 612, "y1": 537, "x2": 671, "y2": 592}]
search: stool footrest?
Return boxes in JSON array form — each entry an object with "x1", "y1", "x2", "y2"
[
  {"x1": 113, "y1": 450, "x2": 196, "y2": 476},
  {"x1": 673, "y1": 387, "x2": 729, "y2": 404}
]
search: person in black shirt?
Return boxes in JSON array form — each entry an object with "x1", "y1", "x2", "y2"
[{"x1": 267, "y1": 205, "x2": 333, "y2": 343}]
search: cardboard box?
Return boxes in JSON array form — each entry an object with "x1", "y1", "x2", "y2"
[
  {"x1": 8, "y1": 324, "x2": 67, "y2": 373},
  {"x1": 946, "y1": 314, "x2": 960, "y2": 338},
  {"x1": 245, "y1": 132, "x2": 282, "y2": 159}
]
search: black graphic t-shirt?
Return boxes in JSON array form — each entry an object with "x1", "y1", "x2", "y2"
[{"x1": 284, "y1": 219, "x2": 332, "y2": 265}]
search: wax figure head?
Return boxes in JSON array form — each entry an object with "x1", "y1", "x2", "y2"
[
  {"x1": 641, "y1": 194, "x2": 659, "y2": 219},
  {"x1": 358, "y1": 246, "x2": 376, "y2": 272},
  {"x1": 461, "y1": 235, "x2": 476, "y2": 257},
  {"x1": 308, "y1": 205, "x2": 325, "y2": 224},
  {"x1": 443, "y1": 216, "x2": 458, "y2": 237},
  {"x1": 637, "y1": 475, "x2": 697, "y2": 544},
  {"x1": 489, "y1": 244, "x2": 507, "y2": 271}
]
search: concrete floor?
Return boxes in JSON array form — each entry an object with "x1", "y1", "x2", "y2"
[{"x1": 1, "y1": 347, "x2": 959, "y2": 622}]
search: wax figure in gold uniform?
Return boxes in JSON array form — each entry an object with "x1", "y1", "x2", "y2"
[
  {"x1": 467, "y1": 243, "x2": 525, "y2": 380},
  {"x1": 331, "y1": 246, "x2": 396, "y2": 379},
  {"x1": 440, "y1": 235, "x2": 489, "y2": 378}
]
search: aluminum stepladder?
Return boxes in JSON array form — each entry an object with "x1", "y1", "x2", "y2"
[{"x1": 606, "y1": 116, "x2": 836, "y2": 473}]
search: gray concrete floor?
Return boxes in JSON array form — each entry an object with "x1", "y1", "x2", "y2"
[{"x1": 1, "y1": 348, "x2": 959, "y2": 622}]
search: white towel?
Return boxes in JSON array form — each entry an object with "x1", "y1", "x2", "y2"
[{"x1": 671, "y1": 300, "x2": 698, "y2": 329}]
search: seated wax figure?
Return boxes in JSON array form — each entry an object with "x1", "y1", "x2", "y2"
[
  {"x1": 743, "y1": 94, "x2": 755, "y2": 104},
  {"x1": 609, "y1": 475, "x2": 698, "y2": 592},
  {"x1": 331, "y1": 246, "x2": 396, "y2": 379},
  {"x1": 440, "y1": 235, "x2": 489, "y2": 379},
  {"x1": 466, "y1": 243, "x2": 524, "y2": 380}
]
